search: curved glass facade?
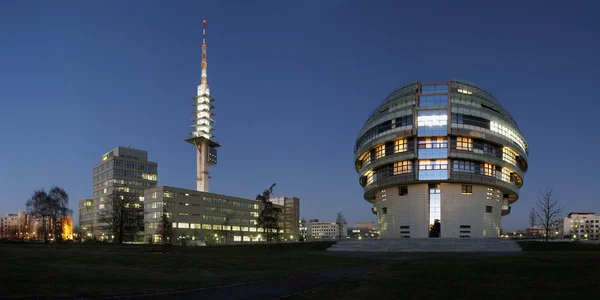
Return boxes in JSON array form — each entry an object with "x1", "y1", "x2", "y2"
[{"x1": 355, "y1": 79, "x2": 528, "y2": 239}]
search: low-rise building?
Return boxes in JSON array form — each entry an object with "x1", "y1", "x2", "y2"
[
  {"x1": 143, "y1": 186, "x2": 300, "y2": 245},
  {"x1": 355, "y1": 221, "x2": 374, "y2": 230},
  {"x1": 299, "y1": 219, "x2": 307, "y2": 241},
  {"x1": 307, "y1": 219, "x2": 347, "y2": 241},
  {"x1": 553, "y1": 212, "x2": 600, "y2": 240}
]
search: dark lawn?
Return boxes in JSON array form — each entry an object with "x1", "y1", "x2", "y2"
[
  {"x1": 291, "y1": 251, "x2": 600, "y2": 299},
  {"x1": 0, "y1": 242, "x2": 363, "y2": 299}
]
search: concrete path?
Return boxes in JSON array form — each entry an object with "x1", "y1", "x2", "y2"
[{"x1": 118, "y1": 264, "x2": 378, "y2": 300}]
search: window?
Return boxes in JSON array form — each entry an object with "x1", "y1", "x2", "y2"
[
  {"x1": 178, "y1": 223, "x2": 189, "y2": 228},
  {"x1": 486, "y1": 206, "x2": 493, "y2": 213},
  {"x1": 483, "y1": 163, "x2": 496, "y2": 177},
  {"x1": 501, "y1": 168, "x2": 511, "y2": 183},
  {"x1": 382, "y1": 207, "x2": 387, "y2": 214},
  {"x1": 394, "y1": 161, "x2": 413, "y2": 174},
  {"x1": 234, "y1": 236, "x2": 241, "y2": 242},
  {"x1": 399, "y1": 186, "x2": 408, "y2": 196},
  {"x1": 490, "y1": 121, "x2": 527, "y2": 153},
  {"x1": 503, "y1": 147, "x2": 517, "y2": 166},
  {"x1": 394, "y1": 139, "x2": 408, "y2": 153},
  {"x1": 417, "y1": 110, "x2": 447, "y2": 127},
  {"x1": 457, "y1": 88, "x2": 473, "y2": 95},
  {"x1": 456, "y1": 137, "x2": 473, "y2": 151},
  {"x1": 421, "y1": 84, "x2": 449, "y2": 94},
  {"x1": 419, "y1": 95, "x2": 448, "y2": 107},
  {"x1": 375, "y1": 145, "x2": 385, "y2": 159},
  {"x1": 452, "y1": 160, "x2": 475, "y2": 173},
  {"x1": 461, "y1": 185, "x2": 472, "y2": 195},
  {"x1": 400, "y1": 225, "x2": 410, "y2": 229},
  {"x1": 418, "y1": 137, "x2": 447, "y2": 149},
  {"x1": 419, "y1": 160, "x2": 448, "y2": 170}
]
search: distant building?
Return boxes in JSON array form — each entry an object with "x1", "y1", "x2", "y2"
[
  {"x1": 1, "y1": 211, "x2": 70, "y2": 241},
  {"x1": 299, "y1": 219, "x2": 307, "y2": 241},
  {"x1": 553, "y1": 212, "x2": 600, "y2": 240},
  {"x1": 270, "y1": 197, "x2": 300, "y2": 240},
  {"x1": 79, "y1": 146, "x2": 158, "y2": 241},
  {"x1": 0, "y1": 212, "x2": 20, "y2": 238},
  {"x1": 355, "y1": 221, "x2": 375, "y2": 230},
  {"x1": 307, "y1": 219, "x2": 347, "y2": 241},
  {"x1": 142, "y1": 186, "x2": 300, "y2": 245},
  {"x1": 348, "y1": 227, "x2": 380, "y2": 239}
]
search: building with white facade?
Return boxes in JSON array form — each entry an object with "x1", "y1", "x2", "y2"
[
  {"x1": 307, "y1": 219, "x2": 347, "y2": 241},
  {"x1": 355, "y1": 80, "x2": 528, "y2": 238},
  {"x1": 553, "y1": 212, "x2": 600, "y2": 240}
]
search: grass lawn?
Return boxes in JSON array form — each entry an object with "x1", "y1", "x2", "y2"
[
  {"x1": 292, "y1": 249, "x2": 600, "y2": 299},
  {"x1": 0, "y1": 242, "x2": 363, "y2": 299}
]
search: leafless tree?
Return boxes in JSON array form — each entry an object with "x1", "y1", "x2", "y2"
[
  {"x1": 529, "y1": 207, "x2": 537, "y2": 229},
  {"x1": 156, "y1": 207, "x2": 172, "y2": 245},
  {"x1": 26, "y1": 186, "x2": 72, "y2": 243},
  {"x1": 100, "y1": 192, "x2": 143, "y2": 244},
  {"x1": 221, "y1": 212, "x2": 233, "y2": 245},
  {"x1": 535, "y1": 187, "x2": 563, "y2": 243},
  {"x1": 256, "y1": 183, "x2": 281, "y2": 251},
  {"x1": 336, "y1": 211, "x2": 347, "y2": 240}
]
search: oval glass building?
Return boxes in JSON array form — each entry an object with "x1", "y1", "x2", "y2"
[{"x1": 355, "y1": 79, "x2": 528, "y2": 238}]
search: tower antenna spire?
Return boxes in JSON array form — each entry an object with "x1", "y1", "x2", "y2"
[{"x1": 186, "y1": 19, "x2": 220, "y2": 192}]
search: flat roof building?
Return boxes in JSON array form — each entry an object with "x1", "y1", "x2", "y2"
[
  {"x1": 355, "y1": 79, "x2": 528, "y2": 238},
  {"x1": 307, "y1": 219, "x2": 347, "y2": 241},
  {"x1": 79, "y1": 146, "x2": 157, "y2": 240},
  {"x1": 553, "y1": 212, "x2": 600, "y2": 240},
  {"x1": 143, "y1": 186, "x2": 300, "y2": 245}
]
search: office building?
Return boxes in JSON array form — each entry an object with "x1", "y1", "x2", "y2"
[
  {"x1": 299, "y1": 219, "x2": 307, "y2": 241},
  {"x1": 0, "y1": 212, "x2": 20, "y2": 238},
  {"x1": 307, "y1": 219, "x2": 347, "y2": 241},
  {"x1": 143, "y1": 186, "x2": 300, "y2": 244},
  {"x1": 355, "y1": 79, "x2": 528, "y2": 238},
  {"x1": 553, "y1": 212, "x2": 600, "y2": 240},
  {"x1": 355, "y1": 221, "x2": 375, "y2": 230},
  {"x1": 271, "y1": 197, "x2": 300, "y2": 240},
  {"x1": 79, "y1": 146, "x2": 158, "y2": 240}
]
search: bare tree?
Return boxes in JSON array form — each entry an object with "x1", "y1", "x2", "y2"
[
  {"x1": 100, "y1": 192, "x2": 143, "y2": 244},
  {"x1": 156, "y1": 207, "x2": 172, "y2": 245},
  {"x1": 256, "y1": 183, "x2": 281, "y2": 251},
  {"x1": 529, "y1": 207, "x2": 537, "y2": 229},
  {"x1": 26, "y1": 186, "x2": 72, "y2": 243},
  {"x1": 535, "y1": 187, "x2": 563, "y2": 243},
  {"x1": 336, "y1": 211, "x2": 347, "y2": 240},
  {"x1": 221, "y1": 212, "x2": 233, "y2": 245}
]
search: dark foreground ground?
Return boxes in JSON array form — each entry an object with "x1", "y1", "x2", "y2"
[{"x1": 0, "y1": 241, "x2": 599, "y2": 299}]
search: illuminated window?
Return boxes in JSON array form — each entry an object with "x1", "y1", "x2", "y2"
[
  {"x1": 457, "y1": 88, "x2": 473, "y2": 95},
  {"x1": 417, "y1": 112, "x2": 448, "y2": 127},
  {"x1": 394, "y1": 139, "x2": 408, "y2": 153},
  {"x1": 461, "y1": 185, "x2": 472, "y2": 195},
  {"x1": 503, "y1": 147, "x2": 517, "y2": 166},
  {"x1": 419, "y1": 160, "x2": 448, "y2": 170},
  {"x1": 490, "y1": 121, "x2": 527, "y2": 153},
  {"x1": 501, "y1": 168, "x2": 511, "y2": 183},
  {"x1": 418, "y1": 137, "x2": 447, "y2": 149},
  {"x1": 178, "y1": 223, "x2": 189, "y2": 229},
  {"x1": 486, "y1": 187, "x2": 494, "y2": 200},
  {"x1": 163, "y1": 191, "x2": 174, "y2": 198},
  {"x1": 361, "y1": 152, "x2": 371, "y2": 167},
  {"x1": 366, "y1": 171, "x2": 375, "y2": 185},
  {"x1": 213, "y1": 225, "x2": 222, "y2": 230},
  {"x1": 99, "y1": 204, "x2": 104, "y2": 210},
  {"x1": 234, "y1": 236, "x2": 241, "y2": 242},
  {"x1": 142, "y1": 173, "x2": 158, "y2": 181},
  {"x1": 394, "y1": 161, "x2": 413, "y2": 174},
  {"x1": 243, "y1": 236, "x2": 250, "y2": 241},
  {"x1": 483, "y1": 163, "x2": 496, "y2": 177},
  {"x1": 202, "y1": 224, "x2": 211, "y2": 229},
  {"x1": 456, "y1": 137, "x2": 473, "y2": 151},
  {"x1": 375, "y1": 145, "x2": 385, "y2": 159}
]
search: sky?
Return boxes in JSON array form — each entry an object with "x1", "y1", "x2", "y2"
[{"x1": 1, "y1": 0, "x2": 599, "y2": 231}]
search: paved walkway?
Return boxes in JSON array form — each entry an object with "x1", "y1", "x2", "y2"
[{"x1": 120, "y1": 264, "x2": 378, "y2": 300}]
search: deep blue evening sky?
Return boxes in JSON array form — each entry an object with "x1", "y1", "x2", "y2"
[{"x1": 1, "y1": 0, "x2": 599, "y2": 231}]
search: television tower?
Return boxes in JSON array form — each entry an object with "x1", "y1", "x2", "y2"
[{"x1": 186, "y1": 20, "x2": 220, "y2": 192}]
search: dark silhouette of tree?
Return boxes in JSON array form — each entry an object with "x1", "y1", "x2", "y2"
[
  {"x1": 26, "y1": 186, "x2": 72, "y2": 244},
  {"x1": 221, "y1": 212, "x2": 233, "y2": 245},
  {"x1": 535, "y1": 187, "x2": 563, "y2": 243},
  {"x1": 336, "y1": 211, "x2": 347, "y2": 240},
  {"x1": 529, "y1": 207, "x2": 537, "y2": 229},
  {"x1": 429, "y1": 220, "x2": 441, "y2": 238},
  {"x1": 256, "y1": 183, "x2": 281, "y2": 251},
  {"x1": 100, "y1": 192, "x2": 143, "y2": 244},
  {"x1": 156, "y1": 207, "x2": 172, "y2": 245}
]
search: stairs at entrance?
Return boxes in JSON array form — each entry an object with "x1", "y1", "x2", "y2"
[{"x1": 326, "y1": 238, "x2": 522, "y2": 252}]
